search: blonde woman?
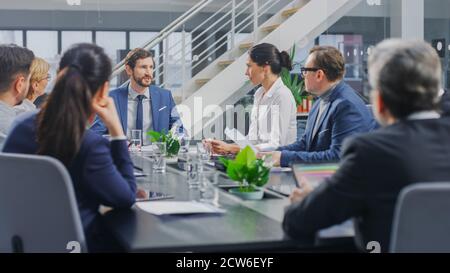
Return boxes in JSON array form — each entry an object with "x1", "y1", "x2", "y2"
[{"x1": 15, "y1": 57, "x2": 50, "y2": 113}]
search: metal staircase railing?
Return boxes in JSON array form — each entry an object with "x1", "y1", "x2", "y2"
[{"x1": 110, "y1": 0, "x2": 292, "y2": 100}]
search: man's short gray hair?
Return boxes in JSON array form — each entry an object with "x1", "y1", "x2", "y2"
[{"x1": 368, "y1": 39, "x2": 442, "y2": 118}]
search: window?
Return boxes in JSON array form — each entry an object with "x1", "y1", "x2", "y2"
[
  {"x1": 96, "y1": 31, "x2": 126, "y2": 65},
  {"x1": 61, "y1": 31, "x2": 92, "y2": 53},
  {"x1": 0, "y1": 30, "x2": 23, "y2": 46},
  {"x1": 26, "y1": 31, "x2": 58, "y2": 59}
]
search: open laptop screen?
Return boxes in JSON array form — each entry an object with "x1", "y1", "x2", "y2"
[{"x1": 293, "y1": 162, "x2": 340, "y2": 189}]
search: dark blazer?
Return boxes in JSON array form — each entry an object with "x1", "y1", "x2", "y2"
[
  {"x1": 90, "y1": 84, "x2": 183, "y2": 135},
  {"x1": 282, "y1": 116, "x2": 450, "y2": 252},
  {"x1": 2, "y1": 112, "x2": 136, "y2": 250},
  {"x1": 440, "y1": 89, "x2": 450, "y2": 116},
  {"x1": 277, "y1": 81, "x2": 377, "y2": 167}
]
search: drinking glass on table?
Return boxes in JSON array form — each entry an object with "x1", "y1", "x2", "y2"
[
  {"x1": 129, "y1": 129, "x2": 142, "y2": 152},
  {"x1": 186, "y1": 153, "x2": 201, "y2": 189},
  {"x1": 152, "y1": 142, "x2": 166, "y2": 173},
  {"x1": 197, "y1": 142, "x2": 211, "y2": 172},
  {"x1": 199, "y1": 169, "x2": 219, "y2": 206}
]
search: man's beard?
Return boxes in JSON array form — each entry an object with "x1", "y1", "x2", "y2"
[{"x1": 133, "y1": 74, "x2": 152, "y2": 88}]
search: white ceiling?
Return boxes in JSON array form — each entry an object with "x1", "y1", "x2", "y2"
[{"x1": 0, "y1": 0, "x2": 229, "y2": 12}]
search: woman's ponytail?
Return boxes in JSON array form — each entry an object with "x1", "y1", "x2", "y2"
[
  {"x1": 37, "y1": 66, "x2": 92, "y2": 165},
  {"x1": 279, "y1": 51, "x2": 293, "y2": 71}
]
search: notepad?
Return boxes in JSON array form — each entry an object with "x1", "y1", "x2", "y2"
[{"x1": 136, "y1": 201, "x2": 226, "y2": 215}]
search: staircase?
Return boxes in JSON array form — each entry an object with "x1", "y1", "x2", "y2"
[
  {"x1": 182, "y1": 0, "x2": 362, "y2": 138},
  {"x1": 110, "y1": 0, "x2": 363, "y2": 139}
]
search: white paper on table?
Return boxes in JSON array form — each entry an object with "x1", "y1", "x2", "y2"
[
  {"x1": 224, "y1": 127, "x2": 258, "y2": 153},
  {"x1": 136, "y1": 201, "x2": 226, "y2": 215},
  {"x1": 270, "y1": 167, "x2": 292, "y2": 173},
  {"x1": 140, "y1": 145, "x2": 154, "y2": 152}
]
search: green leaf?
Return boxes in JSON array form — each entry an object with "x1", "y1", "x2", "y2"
[
  {"x1": 224, "y1": 146, "x2": 270, "y2": 188},
  {"x1": 147, "y1": 130, "x2": 163, "y2": 142}
]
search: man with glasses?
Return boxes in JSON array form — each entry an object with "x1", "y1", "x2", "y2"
[
  {"x1": 0, "y1": 44, "x2": 34, "y2": 147},
  {"x1": 283, "y1": 39, "x2": 450, "y2": 252},
  {"x1": 263, "y1": 46, "x2": 377, "y2": 167}
]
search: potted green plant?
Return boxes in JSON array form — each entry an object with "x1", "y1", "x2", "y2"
[
  {"x1": 280, "y1": 46, "x2": 307, "y2": 112},
  {"x1": 219, "y1": 146, "x2": 271, "y2": 200},
  {"x1": 147, "y1": 129, "x2": 181, "y2": 157}
]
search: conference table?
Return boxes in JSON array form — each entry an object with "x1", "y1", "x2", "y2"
[{"x1": 102, "y1": 151, "x2": 354, "y2": 252}]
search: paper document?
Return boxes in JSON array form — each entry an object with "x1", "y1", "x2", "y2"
[
  {"x1": 270, "y1": 167, "x2": 292, "y2": 173},
  {"x1": 136, "y1": 201, "x2": 226, "y2": 215},
  {"x1": 140, "y1": 145, "x2": 154, "y2": 152},
  {"x1": 224, "y1": 127, "x2": 257, "y2": 153}
]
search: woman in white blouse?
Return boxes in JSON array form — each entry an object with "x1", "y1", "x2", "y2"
[
  {"x1": 14, "y1": 57, "x2": 50, "y2": 114},
  {"x1": 209, "y1": 43, "x2": 297, "y2": 154}
]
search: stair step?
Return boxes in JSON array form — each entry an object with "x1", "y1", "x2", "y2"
[
  {"x1": 239, "y1": 42, "x2": 253, "y2": 50},
  {"x1": 282, "y1": 7, "x2": 299, "y2": 17},
  {"x1": 261, "y1": 24, "x2": 280, "y2": 32},
  {"x1": 195, "y1": 78, "x2": 210, "y2": 85},
  {"x1": 217, "y1": 60, "x2": 234, "y2": 67}
]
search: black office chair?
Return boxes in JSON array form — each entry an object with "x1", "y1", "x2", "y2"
[{"x1": 390, "y1": 182, "x2": 450, "y2": 253}]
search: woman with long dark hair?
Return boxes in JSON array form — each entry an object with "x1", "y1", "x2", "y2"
[
  {"x1": 3, "y1": 43, "x2": 137, "y2": 251},
  {"x1": 208, "y1": 43, "x2": 297, "y2": 154}
]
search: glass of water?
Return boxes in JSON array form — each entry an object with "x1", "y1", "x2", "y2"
[
  {"x1": 152, "y1": 142, "x2": 166, "y2": 173},
  {"x1": 197, "y1": 142, "x2": 210, "y2": 163},
  {"x1": 129, "y1": 129, "x2": 142, "y2": 152},
  {"x1": 199, "y1": 170, "x2": 219, "y2": 206},
  {"x1": 186, "y1": 153, "x2": 200, "y2": 189}
]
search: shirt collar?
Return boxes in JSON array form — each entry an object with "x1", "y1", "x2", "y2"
[
  {"x1": 256, "y1": 77, "x2": 283, "y2": 99},
  {"x1": 128, "y1": 84, "x2": 150, "y2": 100},
  {"x1": 407, "y1": 110, "x2": 441, "y2": 120},
  {"x1": 318, "y1": 81, "x2": 340, "y2": 102}
]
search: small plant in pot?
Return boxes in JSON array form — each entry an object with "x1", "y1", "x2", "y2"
[
  {"x1": 147, "y1": 129, "x2": 180, "y2": 157},
  {"x1": 219, "y1": 146, "x2": 271, "y2": 200}
]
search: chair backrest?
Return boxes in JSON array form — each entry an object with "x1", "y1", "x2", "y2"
[
  {"x1": 0, "y1": 133, "x2": 6, "y2": 150},
  {"x1": 390, "y1": 182, "x2": 450, "y2": 253},
  {"x1": 0, "y1": 153, "x2": 86, "y2": 253}
]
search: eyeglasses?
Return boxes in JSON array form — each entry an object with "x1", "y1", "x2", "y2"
[{"x1": 300, "y1": 67, "x2": 321, "y2": 76}]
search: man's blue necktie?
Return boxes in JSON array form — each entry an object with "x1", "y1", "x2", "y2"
[{"x1": 135, "y1": 95, "x2": 145, "y2": 131}]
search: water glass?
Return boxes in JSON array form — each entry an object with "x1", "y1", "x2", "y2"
[
  {"x1": 199, "y1": 170, "x2": 219, "y2": 206},
  {"x1": 152, "y1": 142, "x2": 166, "y2": 173},
  {"x1": 179, "y1": 135, "x2": 191, "y2": 154},
  {"x1": 129, "y1": 129, "x2": 142, "y2": 152},
  {"x1": 197, "y1": 142, "x2": 210, "y2": 162},
  {"x1": 186, "y1": 153, "x2": 200, "y2": 189}
]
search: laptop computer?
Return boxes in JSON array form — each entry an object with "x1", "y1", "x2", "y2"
[
  {"x1": 267, "y1": 162, "x2": 340, "y2": 197},
  {"x1": 292, "y1": 162, "x2": 340, "y2": 189}
]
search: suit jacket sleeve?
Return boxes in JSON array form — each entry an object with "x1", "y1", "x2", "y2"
[
  {"x1": 90, "y1": 115, "x2": 108, "y2": 136},
  {"x1": 282, "y1": 137, "x2": 368, "y2": 241},
  {"x1": 82, "y1": 138, "x2": 136, "y2": 208},
  {"x1": 279, "y1": 100, "x2": 369, "y2": 167},
  {"x1": 277, "y1": 133, "x2": 307, "y2": 152}
]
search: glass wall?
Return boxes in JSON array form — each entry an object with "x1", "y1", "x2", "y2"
[
  {"x1": 425, "y1": 0, "x2": 450, "y2": 90},
  {"x1": 0, "y1": 30, "x2": 23, "y2": 46}
]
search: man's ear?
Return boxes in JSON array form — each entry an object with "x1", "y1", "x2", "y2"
[
  {"x1": 13, "y1": 75, "x2": 27, "y2": 97},
  {"x1": 316, "y1": 70, "x2": 325, "y2": 82},
  {"x1": 125, "y1": 64, "x2": 133, "y2": 77},
  {"x1": 376, "y1": 91, "x2": 386, "y2": 114}
]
